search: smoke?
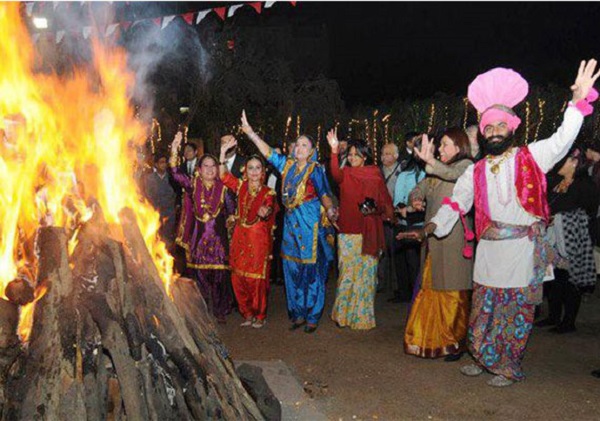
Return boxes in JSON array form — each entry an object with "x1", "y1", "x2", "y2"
[
  {"x1": 38, "y1": 3, "x2": 212, "y2": 124},
  {"x1": 126, "y1": 17, "x2": 211, "y2": 123}
]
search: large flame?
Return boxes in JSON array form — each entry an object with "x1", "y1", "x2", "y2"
[{"x1": 0, "y1": 5, "x2": 175, "y2": 339}]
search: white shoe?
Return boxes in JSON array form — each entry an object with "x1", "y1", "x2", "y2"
[
  {"x1": 240, "y1": 319, "x2": 254, "y2": 327},
  {"x1": 487, "y1": 375, "x2": 514, "y2": 387},
  {"x1": 252, "y1": 320, "x2": 266, "y2": 329},
  {"x1": 460, "y1": 364, "x2": 484, "y2": 377}
]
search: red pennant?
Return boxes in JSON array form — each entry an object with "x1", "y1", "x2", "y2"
[
  {"x1": 182, "y1": 12, "x2": 195, "y2": 25},
  {"x1": 290, "y1": 1, "x2": 297, "y2": 6},
  {"x1": 249, "y1": 2, "x2": 262, "y2": 14},
  {"x1": 121, "y1": 21, "x2": 132, "y2": 31},
  {"x1": 213, "y1": 7, "x2": 226, "y2": 21},
  {"x1": 152, "y1": 17, "x2": 162, "y2": 27}
]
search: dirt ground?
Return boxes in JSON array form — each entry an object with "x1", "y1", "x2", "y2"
[{"x1": 217, "y1": 275, "x2": 600, "y2": 421}]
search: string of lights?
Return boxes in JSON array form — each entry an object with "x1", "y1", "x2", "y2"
[{"x1": 524, "y1": 100, "x2": 531, "y2": 143}]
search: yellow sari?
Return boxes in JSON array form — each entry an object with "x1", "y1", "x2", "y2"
[{"x1": 404, "y1": 253, "x2": 470, "y2": 358}]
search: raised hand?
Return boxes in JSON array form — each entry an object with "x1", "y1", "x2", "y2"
[
  {"x1": 413, "y1": 134, "x2": 436, "y2": 165},
  {"x1": 220, "y1": 136, "x2": 237, "y2": 161},
  {"x1": 571, "y1": 59, "x2": 600, "y2": 103},
  {"x1": 171, "y1": 131, "x2": 183, "y2": 151},
  {"x1": 326, "y1": 128, "x2": 339, "y2": 153},
  {"x1": 241, "y1": 110, "x2": 254, "y2": 136}
]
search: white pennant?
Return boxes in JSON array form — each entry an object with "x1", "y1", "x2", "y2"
[
  {"x1": 53, "y1": 1, "x2": 59, "y2": 11},
  {"x1": 105, "y1": 23, "x2": 119, "y2": 38},
  {"x1": 265, "y1": 1, "x2": 276, "y2": 9},
  {"x1": 162, "y1": 15, "x2": 176, "y2": 29},
  {"x1": 196, "y1": 10, "x2": 210, "y2": 24},
  {"x1": 31, "y1": 33, "x2": 40, "y2": 43},
  {"x1": 227, "y1": 4, "x2": 244, "y2": 18},
  {"x1": 25, "y1": 2, "x2": 34, "y2": 17},
  {"x1": 82, "y1": 26, "x2": 92, "y2": 39},
  {"x1": 56, "y1": 30, "x2": 65, "y2": 44}
]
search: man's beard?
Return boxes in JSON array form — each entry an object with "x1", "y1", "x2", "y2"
[{"x1": 482, "y1": 134, "x2": 514, "y2": 156}]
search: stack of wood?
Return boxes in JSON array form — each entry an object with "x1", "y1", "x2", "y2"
[{"x1": 0, "y1": 208, "x2": 263, "y2": 420}]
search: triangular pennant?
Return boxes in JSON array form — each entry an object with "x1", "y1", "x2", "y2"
[
  {"x1": 196, "y1": 10, "x2": 210, "y2": 24},
  {"x1": 213, "y1": 7, "x2": 227, "y2": 21},
  {"x1": 53, "y1": 1, "x2": 59, "y2": 11},
  {"x1": 264, "y1": 1, "x2": 276, "y2": 9},
  {"x1": 290, "y1": 1, "x2": 296, "y2": 6},
  {"x1": 25, "y1": 2, "x2": 34, "y2": 17},
  {"x1": 182, "y1": 12, "x2": 194, "y2": 25},
  {"x1": 82, "y1": 26, "x2": 92, "y2": 39},
  {"x1": 152, "y1": 17, "x2": 162, "y2": 27},
  {"x1": 227, "y1": 4, "x2": 243, "y2": 18},
  {"x1": 105, "y1": 23, "x2": 119, "y2": 37},
  {"x1": 162, "y1": 15, "x2": 176, "y2": 29},
  {"x1": 56, "y1": 30, "x2": 65, "y2": 44},
  {"x1": 249, "y1": 2, "x2": 263, "y2": 14},
  {"x1": 31, "y1": 33, "x2": 40, "y2": 43},
  {"x1": 121, "y1": 21, "x2": 132, "y2": 31}
]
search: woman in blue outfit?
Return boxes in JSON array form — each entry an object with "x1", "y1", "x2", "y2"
[{"x1": 241, "y1": 111, "x2": 337, "y2": 333}]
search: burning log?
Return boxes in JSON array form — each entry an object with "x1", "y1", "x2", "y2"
[
  {"x1": 4, "y1": 278, "x2": 34, "y2": 306},
  {"x1": 0, "y1": 219, "x2": 264, "y2": 420}
]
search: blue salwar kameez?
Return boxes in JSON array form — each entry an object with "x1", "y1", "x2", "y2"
[{"x1": 267, "y1": 149, "x2": 335, "y2": 325}]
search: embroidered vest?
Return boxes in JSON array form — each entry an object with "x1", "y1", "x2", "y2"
[{"x1": 473, "y1": 147, "x2": 549, "y2": 240}]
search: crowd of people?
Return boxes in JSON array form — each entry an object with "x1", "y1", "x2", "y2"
[{"x1": 139, "y1": 59, "x2": 600, "y2": 387}]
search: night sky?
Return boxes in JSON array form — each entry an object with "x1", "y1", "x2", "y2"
[
  {"x1": 118, "y1": 1, "x2": 600, "y2": 106},
  {"x1": 302, "y1": 2, "x2": 600, "y2": 106}
]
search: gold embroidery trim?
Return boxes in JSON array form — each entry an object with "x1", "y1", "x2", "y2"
[{"x1": 281, "y1": 221, "x2": 319, "y2": 264}]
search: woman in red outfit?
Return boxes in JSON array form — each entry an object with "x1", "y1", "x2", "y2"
[
  {"x1": 219, "y1": 137, "x2": 278, "y2": 328},
  {"x1": 327, "y1": 130, "x2": 394, "y2": 329}
]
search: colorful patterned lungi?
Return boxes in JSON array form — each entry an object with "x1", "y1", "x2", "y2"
[{"x1": 468, "y1": 283, "x2": 536, "y2": 380}]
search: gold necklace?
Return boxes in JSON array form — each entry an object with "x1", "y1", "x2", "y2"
[{"x1": 486, "y1": 150, "x2": 512, "y2": 175}]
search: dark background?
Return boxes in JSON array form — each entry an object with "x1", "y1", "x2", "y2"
[
  {"x1": 28, "y1": 1, "x2": 600, "y2": 150},
  {"x1": 114, "y1": 1, "x2": 600, "y2": 107}
]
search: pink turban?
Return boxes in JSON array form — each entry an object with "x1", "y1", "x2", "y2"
[{"x1": 467, "y1": 68, "x2": 529, "y2": 134}]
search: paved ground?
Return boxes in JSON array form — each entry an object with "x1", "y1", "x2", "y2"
[{"x1": 217, "y1": 277, "x2": 600, "y2": 421}]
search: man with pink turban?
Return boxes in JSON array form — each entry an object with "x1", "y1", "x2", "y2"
[{"x1": 410, "y1": 60, "x2": 600, "y2": 387}]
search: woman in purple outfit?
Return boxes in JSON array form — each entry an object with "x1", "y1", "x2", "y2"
[{"x1": 170, "y1": 132, "x2": 234, "y2": 322}]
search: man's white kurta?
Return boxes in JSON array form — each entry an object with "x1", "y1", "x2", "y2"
[{"x1": 430, "y1": 107, "x2": 584, "y2": 288}]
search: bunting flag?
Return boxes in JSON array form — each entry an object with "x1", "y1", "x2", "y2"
[
  {"x1": 25, "y1": 2, "x2": 34, "y2": 17},
  {"x1": 105, "y1": 23, "x2": 119, "y2": 37},
  {"x1": 82, "y1": 26, "x2": 92, "y2": 39},
  {"x1": 182, "y1": 12, "x2": 195, "y2": 25},
  {"x1": 227, "y1": 4, "x2": 244, "y2": 18},
  {"x1": 196, "y1": 10, "x2": 210, "y2": 24},
  {"x1": 28, "y1": 2, "x2": 299, "y2": 45},
  {"x1": 249, "y1": 2, "x2": 263, "y2": 14},
  {"x1": 56, "y1": 30, "x2": 65, "y2": 44},
  {"x1": 213, "y1": 7, "x2": 227, "y2": 21},
  {"x1": 161, "y1": 15, "x2": 176, "y2": 29}
]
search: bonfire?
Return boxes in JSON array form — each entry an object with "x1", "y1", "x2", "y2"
[{"x1": 0, "y1": 4, "x2": 261, "y2": 419}]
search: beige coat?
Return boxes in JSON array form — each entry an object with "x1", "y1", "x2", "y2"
[{"x1": 410, "y1": 159, "x2": 473, "y2": 291}]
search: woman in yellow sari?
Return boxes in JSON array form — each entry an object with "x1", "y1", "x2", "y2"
[{"x1": 402, "y1": 128, "x2": 474, "y2": 361}]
